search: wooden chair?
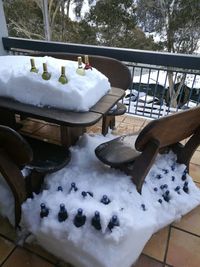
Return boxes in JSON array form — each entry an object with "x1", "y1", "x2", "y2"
[
  {"x1": 95, "y1": 106, "x2": 200, "y2": 193},
  {"x1": 29, "y1": 52, "x2": 132, "y2": 135},
  {"x1": 0, "y1": 125, "x2": 71, "y2": 227}
]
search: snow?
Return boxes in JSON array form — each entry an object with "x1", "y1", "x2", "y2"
[
  {"x1": 0, "y1": 133, "x2": 200, "y2": 267},
  {"x1": 0, "y1": 133, "x2": 195, "y2": 267},
  {"x1": 0, "y1": 55, "x2": 110, "y2": 112},
  {"x1": 0, "y1": 54, "x2": 199, "y2": 266},
  {"x1": 133, "y1": 69, "x2": 200, "y2": 89}
]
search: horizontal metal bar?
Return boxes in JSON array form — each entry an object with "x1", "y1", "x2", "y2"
[{"x1": 2, "y1": 37, "x2": 200, "y2": 70}]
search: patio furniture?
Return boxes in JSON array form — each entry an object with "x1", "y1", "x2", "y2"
[
  {"x1": 0, "y1": 125, "x2": 71, "y2": 226},
  {"x1": 29, "y1": 52, "x2": 131, "y2": 135},
  {"x1": 0, "y1": 88, "x2": 124, "y2": 147},
  {"x1": 95, "y1": 106, "x2": 200, "y2": 193}
]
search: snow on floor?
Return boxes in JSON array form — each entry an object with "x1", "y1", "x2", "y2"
[
  {"x1": 0, "y1": 55, "x2": 110, "y2": 111},
  {"x1": 0, "y1": 133, "x2": 200, "y2": 267}
]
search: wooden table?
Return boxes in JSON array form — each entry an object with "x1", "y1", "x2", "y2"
[{"x1": 0, "y1": 87, "x2": 125, "y2": 147}]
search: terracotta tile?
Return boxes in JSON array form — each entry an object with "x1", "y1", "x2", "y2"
[
  {"x1": 191, "y1": 150, "x2": 200, "y2": 165},
  {"x1": 172, "y1": 205, "x2": 200, "y2": 236},
  {"x1": 34, "y1": 124, "x2": 60, "y2": 142},
  {"x1": 143, "y1": 227, "x2": 169, "y2": 262},
  {"x1": 189, "y1": 163, "x2": 200, "y2": 183},
  {"x1": 24, "y1": 242, "x2": 58, "y2": 264},
  {"x1": 0, "y1": 236, "x2": 15, "y2": 265},
  {"x1": 115, "y1": 114, "x2": 126, "y2": 122},
  {"x1": 87, "y1": 125, "x2": 102, "y2": 134},
  {"x1": 166, "y1": 228, "x2": 200, "y2": 267},
  {"x1": 123, "y1": 115, "x2": 145, "y2": 126},
  {"x1": 0, "y1": 216, "x2": 17, "y2": 242},
  {"x1": 2, "y1": 247, "x2": 54, "y2": 267},
  {"x1": 133, "y1": 254, "x2": 163, "y2": 267}
]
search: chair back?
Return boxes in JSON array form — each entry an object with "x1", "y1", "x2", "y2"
[{"x1": 135, "y1": 106, "x2": 200, "y2": 151}]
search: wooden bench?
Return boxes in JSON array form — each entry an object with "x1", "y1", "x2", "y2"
[
  {"x1": 95, "y1": 106, "x2": 200, "y2": 193},
  {"x1": 0, "y1": 125, "x2": 71, "y2": 226},
  {"x1": 29, "y1": 52, "x2": 131, "y2": 135}
]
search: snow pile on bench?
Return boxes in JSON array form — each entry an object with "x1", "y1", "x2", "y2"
[{"x1": 0, "y1": 55, "x2": 110, "y2": 111}]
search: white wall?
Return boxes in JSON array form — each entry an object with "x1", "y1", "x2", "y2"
[{"x1": 0, "y1": 0, "x2": 8, "y2": 55}]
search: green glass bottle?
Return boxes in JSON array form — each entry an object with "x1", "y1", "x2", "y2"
[
  {"x1": 42, "y1": 63, "x2": 51, "y2": 80},
  {"x1": 58, "y1": 66, "x2": 68, "y2": 84},
  {"x1": 76, "y1": 57, "x2": 85, "y2": 76},
  {"x1": 30, "y1": 58, "x2": 38, "y2": 73}
]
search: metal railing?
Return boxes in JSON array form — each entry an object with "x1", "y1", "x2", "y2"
[{"x1": 2, "y1": 37, "x2": 200, "y2": 119}]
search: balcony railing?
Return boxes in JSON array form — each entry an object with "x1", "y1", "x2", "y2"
[{"x1": 2, "y1": 37, "x2": 200, "y2": 119}]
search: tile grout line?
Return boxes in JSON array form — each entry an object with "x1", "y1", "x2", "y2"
[
  {"x1": 163, "y1": 225, "x2": 172, "y2": 265},
  {"x1": 140, "y1": 253, "x2": 165, "y2": 265},
  {"x1": 171, "y1": 225, "x2": 200, "y2": 238},
  {"x1": 0, "y1": 246, "x2": 17, "y2": 267},
  {"x1": 19, "y1": 244, "x2": 58, "y2": 265}
]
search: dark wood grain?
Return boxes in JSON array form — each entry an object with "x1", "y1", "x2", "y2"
[{"x1": 96, "y1": 106, "x2": 200, "y2": 193}]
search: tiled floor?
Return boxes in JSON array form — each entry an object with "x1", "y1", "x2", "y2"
[{"x1": 0, "y1": 114, "x2": 200, "y2": 267}]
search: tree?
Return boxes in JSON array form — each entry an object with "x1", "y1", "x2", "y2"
[
  {"x1": 136, "y1": 0, "x2": 200, "y2": 54},
  {"x1": 136, "y1": 0, "x2": 200, "y2": 107},
  {"x1": 85, "y1": 0, "x2": 161, "y2": 50}
]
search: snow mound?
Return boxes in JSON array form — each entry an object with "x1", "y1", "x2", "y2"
[
  {"x1": 19, "y1": 134, "x2": 200, "y2": 267},
  {"x1": 0, "y1": 55, "x2": 110, "y2": 111}
]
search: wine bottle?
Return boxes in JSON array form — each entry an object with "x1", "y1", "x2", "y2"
[
  {"x1": 57, "y1": 186, "x2": 63, "y2": 191},
  {"x1": 40, "y1": 203, "x2": 49, "y2": 218},
  {"x1": 108, "y1": 215, "x2": 120, "y2": 231},
  {"x1": 76, "y1": 57, "x2": 85, "y2": 76},
  {"x1": 58, "y1": 204, "x2": 68, "y2": 222},
  {"x1": 101, "y1": 194, "x2": 111, "y2": 205},
  {"x1": 73, "y1": 208, "x2": 86, "y2": 227},
  {"x1": 84, "y1": 55, "x2": 92, "y2": 70},
  {"x1": 81, "y1": 191, "x2": 87, "y2": 198},
  {"x1": 30, "y1": 58, "x2": 38, "y2": 73},
  {"x1": 69, "y1": 182, "x2": 78, "y2": 193},
  {"x1": 42, "y1": 63, "x2": 51, "y2": 80},
  {"x1": 58, "y1": 66, "x2": 68, "y2": 84},
  {"x1": 91, "y1": 211, "x2": 101, "y2": 230}
]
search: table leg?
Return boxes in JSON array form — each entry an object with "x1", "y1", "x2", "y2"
[
  {"x1": 0, "y1": 109, "x2": 18, "y2": 129},
  {"x1": 60, "y1": 126, "x2": 86, "y2": 147}
]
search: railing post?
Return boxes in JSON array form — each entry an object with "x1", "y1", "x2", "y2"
[{"x1": 0, "y1": 0, "x2": 8, "y2": 55}]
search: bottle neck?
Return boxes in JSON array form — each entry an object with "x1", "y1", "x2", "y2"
[{"x1": 43, "y1": 63, "x2": 47, "y2": 72}]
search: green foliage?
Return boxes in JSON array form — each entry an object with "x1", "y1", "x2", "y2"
[
  {"x1": 136, "y1": 0, "x2": 200, "y2": 53},
  {"x1": 4, "y1": 0, "x2": 44, "y2": 39}
]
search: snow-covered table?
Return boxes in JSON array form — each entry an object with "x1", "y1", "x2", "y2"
[
  {"x1": 0, "y1": 87, "x2": 125, "y2": 147},
  {"x1": 0, "y1": 55, "x2": 126, "y2": 146}
]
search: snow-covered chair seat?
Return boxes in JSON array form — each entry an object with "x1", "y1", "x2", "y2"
[
  {"x1": 95, "y1": 106, "x2": 200, "y2": 193},
  {"x1": 0, "y1": 125, "x2": 71, "y2": 226}
]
